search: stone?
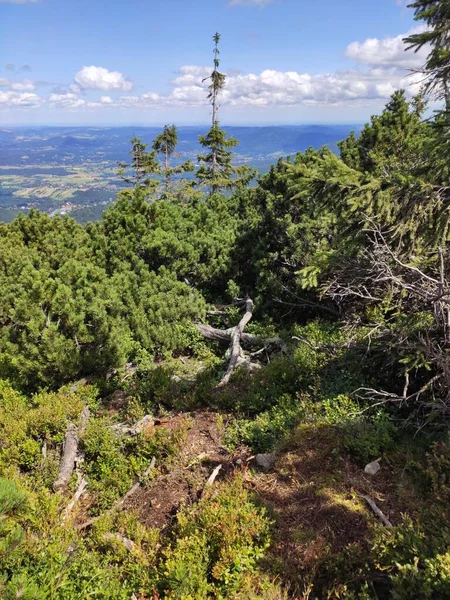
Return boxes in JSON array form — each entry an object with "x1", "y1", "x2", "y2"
[
  {"x1": 364, "y1": 460, "x2": 381, "y2": 476},
  {"x1": 255, "y1": 453, "x2": 275, "y2": 469}
]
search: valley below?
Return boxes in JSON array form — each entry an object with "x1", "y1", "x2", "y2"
[{"x1": 0, "y1": 124, "x2": 358, "y2": 222}]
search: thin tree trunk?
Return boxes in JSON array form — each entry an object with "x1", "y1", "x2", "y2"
[{"x1": 165, "y1": 146, "x2": 169, "y2": 193}]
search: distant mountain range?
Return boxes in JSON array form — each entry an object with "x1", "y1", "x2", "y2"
[
  {"x1": 0, "y1": 124, "x2": 361, "y2": 167},
  {"x1": 0, "y1": 124, "x2": 362, "y2": 224}
]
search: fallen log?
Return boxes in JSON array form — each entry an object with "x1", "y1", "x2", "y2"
[{"x1": 54, "y1": 406, "x2": 90, "y2": 492}]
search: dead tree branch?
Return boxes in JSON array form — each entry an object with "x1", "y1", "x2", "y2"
[
  {"x1": 62, "y1": 477, "x2": 88, "y2": 522},
  {"x1": 205, "y1": 464, "x2": 222, "y2": 487},
  {"x1": 360, "y1": 494, "x2": 393, "y2": 528},
  {"x1": 323, "y1": 219, "x2": 450, "y2": 416},
  {"x1": 77, "y1": 457, "x2": 156, "y2": 531},
  {"x1": 110, "y1": 415, "x2": 154, "y2": 437},
  {"x1": 218, "y1": 298, "x2": 254, "y2": 387},
  {"x1": 198, "y1": 299, "x2": 286, "y2": 386},
  {"x1": 54, "y1": 406, "x2": 90, "y2": 492}
]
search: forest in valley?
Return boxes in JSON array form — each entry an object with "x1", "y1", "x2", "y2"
[{"x1": 1, "y1": 2, "x2": 450, "y2": 598}]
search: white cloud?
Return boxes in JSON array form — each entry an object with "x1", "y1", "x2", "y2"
[
  {"x1": 0, "y1": 90, "x2": 42, "y2": 106},
  {"x1": 229, "y1": 0, "x2": 273, "y2": 6},
  {"x1": 4, "y1": 27, "x2": 427, "y2": 113},
  {"x1": 69, "y1": 83, "x2": 82, "y2": 94},
  {"x1": 10, "y1": 79, "x2": 35, "y2": 91},
  {"x1": 172, "y1": 65, "x2": 211, "y2": 86},
  {"x1": 49, "y1": 92, "x2": 85, "y2": 109},
  {"x1": 345, "y1": 26, "x2": 429, "y2": 68},
  {"x1": 74, "y1": 66, "x2": 133, "y2": 92},
  {"x1": 151, "y1": 62, "x2": 422, "y2": 109}
]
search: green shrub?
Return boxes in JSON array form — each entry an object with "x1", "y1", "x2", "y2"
[
  {"x1": 126, "y1": 364, "x2": 189, "y2": 413},
  {"x1": 160, "y1": 476, "x2": 271, "y2": 599},
  {"x1": 226, "y1": 394, "x2": 306, "y2": 452},
  {"x1": 322, "y1": 395, "x2": 397, "y2": 463},
  {"x1": 83, "y1": 415, "x2": 186, "y2": 511}
]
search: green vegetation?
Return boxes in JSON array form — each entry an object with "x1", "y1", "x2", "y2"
[
  {"x1": 1, "y1": 10, "x2": 450, "y2": 599},
  {"x1": 196, "y1": 33, "x2": 256, "y2": 192}
]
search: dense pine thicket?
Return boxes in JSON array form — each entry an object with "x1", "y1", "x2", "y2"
[{"x1": 2, "y1": 6, "x2": 450, "y2": 598}]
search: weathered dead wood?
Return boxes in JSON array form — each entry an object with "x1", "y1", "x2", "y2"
[
  {"x1": 62, "y1": 477, "x2": 88, "y2": 522},
  {"x1": 110, "y1": 414, "x2": 154, "y2": 437},
  {"x1": 77, "y1": 456, "x2": 156, "y2": 531},
  {"x1": 218, "y1": 299, "x2": 254, "y2": 387},
  {"x1": 54, "y1": 406, "x2": 90, "y2": 493},
  {"x1": 205, "y1": 464, "x2": 222, "y2": 487},
  {"x1": 198, "y1": 299, "x2": 286, "y2": 386},
  {"x1": 360, "y1": 494, "x2": 393, "y2": 528},
  {"x1": 70, "y1": 377, "x2": 95, "y2": 392},
  {"x1": 116, "y1": 456, "x2": 156, "y2": 510},
  {"x1": 103, "y1": 532, "x2": 138, "y2": 553},
  {"x1": 197, "y1": 323, "x2": 266, "y2": 347}
]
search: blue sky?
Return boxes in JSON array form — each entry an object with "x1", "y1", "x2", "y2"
[{"x1": 1, "y1": 0, "x2": 425, "y2": 125}]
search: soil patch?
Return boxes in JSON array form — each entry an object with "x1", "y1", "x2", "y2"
[
  {"x1": 124, "y1": 411, "x2": 244, "y2": 529},
  {"x1": 249, "y1": 424, "x2": 410, "y2": 595}
]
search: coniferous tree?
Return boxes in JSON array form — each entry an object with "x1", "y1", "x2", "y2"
[
  {"x1": 404, "y1": 1, "x2": 450, "y2": 184},
  {"x1": 117, "y1": 136, "x2": 159, "y2": 192},
  {"x1": 196, "y1": 33, "x2": 255, "y2": 192},
  {"x1": 404, "y1": 1, "x2": 450, "y2": 107},
  {"x1": 152, "y1": 125, "x2": 193, "y2": 195}
]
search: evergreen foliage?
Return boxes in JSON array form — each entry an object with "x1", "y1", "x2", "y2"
[
  {"x1": 117, "y1": 136, "x2": 160, "y2": 192},
  {"x1": 152, "y1": 125, "x2": 194, "y2": 196},
  {"x1": 405, "y1": 0, "x2": 450, "y2": 105},
  {"x1": 196, "y1": 33, "x2": 256, "y2": 192}
]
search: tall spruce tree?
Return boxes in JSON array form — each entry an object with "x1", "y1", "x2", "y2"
[
  {"x1": 196, "y1": 33, "x2": 255, "y2": 192},
  {"x1": 117, "y1": 136, "x2": 159, "y2": 192},
  {"x1": 152, "y1": 125, "x2": 193, "y2": 195}
]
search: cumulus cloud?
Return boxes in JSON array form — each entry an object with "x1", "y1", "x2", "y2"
[
  {"x1": 172, "y1": 65, "x2": 211, "y2": 86},
  {"x1": 69, "y1": 83, "x2": 82, "y2": 94},
  {"x1": 159, "y1": 64, "x2": 422, "y2": 108},
  {"x1": 4, "y1": 27, "x2": 427, "y2": 112},
  {"x1": 0, "y1": 90, "x2": 42, "y2": 106},
  {"x1": 10, "y1": 79, "x2": 35, "y2": 91},
  {"x1": 345, "y1": 26, "x2": 429, "y2": 68},
  {"x1": 74, "y1": 66, "x2": 133, "y2": 92},
  {"x1": 49, "y1": 92, "x2": 85, "y2": 109}
]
